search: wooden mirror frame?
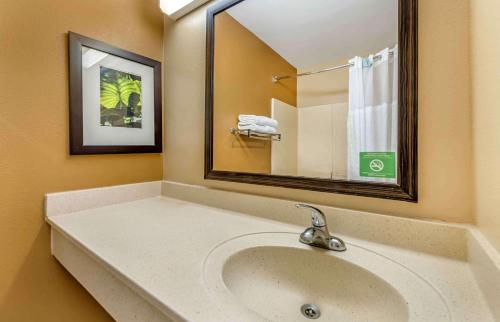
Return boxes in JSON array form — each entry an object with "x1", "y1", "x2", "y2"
[{"x1": 204, "y1": 0, "x2": 418, "y2": 202}]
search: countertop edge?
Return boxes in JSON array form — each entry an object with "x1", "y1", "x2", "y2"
[{"x1": 46, "y1": 216, "x2": 187, "y2": 322}]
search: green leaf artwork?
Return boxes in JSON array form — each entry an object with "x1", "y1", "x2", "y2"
[{"x1": 99, "y1": 66, "x2": 142, "y2": 128}]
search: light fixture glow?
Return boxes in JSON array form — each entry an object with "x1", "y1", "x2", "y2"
[
  {"x1": 160, "y1": 0, "x2": 192, "y2": 15},
  {"x1": 159, "y1": 0, "x2": 210, "y2": 20}
]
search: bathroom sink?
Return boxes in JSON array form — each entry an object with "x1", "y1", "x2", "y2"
[
  {"x1": 223, "y1": 246, "x2": 407, "y2": 321},
  {"x1": 203, "y1": 233, "x2": 451, "y2": 322}
]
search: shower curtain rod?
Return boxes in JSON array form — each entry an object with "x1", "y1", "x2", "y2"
[{"x1": 272, "y1": 51, "x2": 394, "y2": 83}]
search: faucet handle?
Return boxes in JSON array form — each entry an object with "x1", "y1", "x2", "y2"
[{"x1": 296, "y1": 204, "x2": 327, "y2": 228}]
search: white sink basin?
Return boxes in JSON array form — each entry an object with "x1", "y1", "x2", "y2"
[
  {"x1": 223, "y1": 246, "x2": 408, "y2": 321},
  {"x1": 203, "y1": 233, "x2": 451, "y2": 322}
]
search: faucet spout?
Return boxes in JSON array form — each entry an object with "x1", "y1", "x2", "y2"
[
  {"x1": 296, "y1": 203, "x2": 346, "y2": 252},
  {"x1": 296, "y1": 203, "x2": 327, "y2": 227}
]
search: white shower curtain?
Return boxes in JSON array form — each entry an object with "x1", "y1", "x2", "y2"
[{"x1": 347, "y1": 46, "x2": 398, "y2": 183}]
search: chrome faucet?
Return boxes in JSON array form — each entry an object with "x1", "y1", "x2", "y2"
[{"x1": 296, "y1": 204, "x2": 346, "y2": 251}]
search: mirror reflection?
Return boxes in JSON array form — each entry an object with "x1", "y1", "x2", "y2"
[{"x1": 212, "y1": 0, "x2": 398, "y2": 183}]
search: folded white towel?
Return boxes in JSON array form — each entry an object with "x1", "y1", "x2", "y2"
[
  {"x1": 238, "y1": 115, "x2": 278, "y2": 128},
  {"x1": 238, "y1": 122, "x2": 277, "y2": 134}
]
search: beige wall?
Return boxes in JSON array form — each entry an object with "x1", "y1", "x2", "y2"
[
  {"x1": 164, "y1": 0, "x2": 473, "y2": 223},
  {"x1": 3, "y1": 0, "x2": 497, "y2": 321},
  {"x1": 0, "y1": 1, "x2": 164, "y2": 321},
  {"x1": 213, "y1": 12, "x2": 297, "y2": 174},
  {"x1": 470, "y1": 0, "x2": 500, "y2": 252},
  {"x1": 297, "y1": 58, "x2": 349, "y2": 107}
]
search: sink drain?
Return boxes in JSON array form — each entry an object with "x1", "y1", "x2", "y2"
[{"x1": 301, "y1": 304, "x2": 321, "y2": 319}]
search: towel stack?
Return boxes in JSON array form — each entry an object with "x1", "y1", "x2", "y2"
[{"x1": 237, "y1": 115, "x2": 279, "y2": 134}]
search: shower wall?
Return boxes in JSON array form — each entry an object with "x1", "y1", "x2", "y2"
[
  {"x1": 296, "y1": 57, "x2": 350, "y2": 179},
  {"x1": 270, "y1": 99, "x2": 348, "y2": 179},
  {"x1": 271, "y1": 99, "x2": 298, "y2": 176},
  {"x1": 297, "y1": 103, "x2": 348, "y2": 179}
]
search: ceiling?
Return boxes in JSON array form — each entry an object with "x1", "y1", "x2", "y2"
[{"x1": 226, "y1": 0, "x2": 398, "y2": 69}]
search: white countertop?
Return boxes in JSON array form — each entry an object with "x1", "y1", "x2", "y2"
[
  {"x1": 46, "y1": 195, "x2": 494, "y2": 322},
  {"x1": 48, "y1": 196, "x2": 301, "y2": 322}
]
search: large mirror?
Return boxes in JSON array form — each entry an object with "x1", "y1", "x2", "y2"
[{"x1": 205, "y1": 0, "x2": 417, "y2": 201}]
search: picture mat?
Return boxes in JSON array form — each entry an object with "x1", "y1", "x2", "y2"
[{"x1": 82, "y1": 47, "x2": 155, "y2": 146}]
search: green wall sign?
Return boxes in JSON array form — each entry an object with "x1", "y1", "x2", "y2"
[{"x1": 360, "y1": 152, "x2": 396, "y2": 178}]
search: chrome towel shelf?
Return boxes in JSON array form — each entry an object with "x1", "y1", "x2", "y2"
[{"x1": 230, "y1": 128, "x2": 281, "y2": 141}]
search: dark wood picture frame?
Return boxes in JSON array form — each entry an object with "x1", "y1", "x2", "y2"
[
  {"x1": 68, "y1": 32, "x2": 162, "y2": 154},
  {"x1": 204, "y1": 0, "x2": 418, "y2": 202}
]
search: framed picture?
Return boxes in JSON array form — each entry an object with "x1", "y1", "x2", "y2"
[{"x1": 68, "y1": 32, "x2": 162, "y2": 154}]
